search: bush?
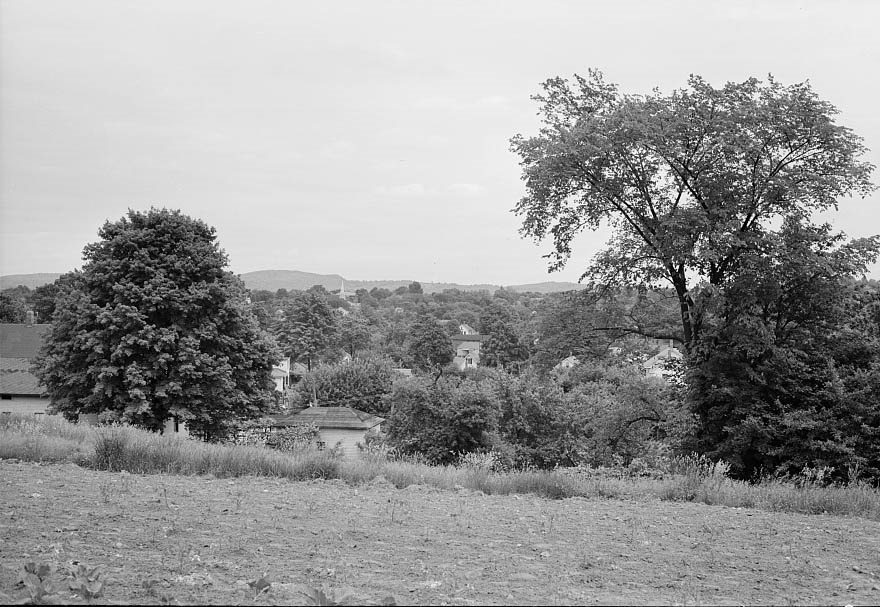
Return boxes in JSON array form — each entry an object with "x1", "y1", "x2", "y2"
[
  {"x1": 290, "y1": 356, "x2": 394, "y2": 414},
  {"x1": 234, "y1": 418, "x2": 320, "y2": 451},
  {"x1": 385, "y1": 376, "x2": 499, "y2": 464}
]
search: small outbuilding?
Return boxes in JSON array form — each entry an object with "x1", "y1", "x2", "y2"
[{"x1": 268, "y1": 406, "x2": 384, "y2": 457}]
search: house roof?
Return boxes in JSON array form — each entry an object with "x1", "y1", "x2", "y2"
[
  {"x1": 290, "y1": 362, "x2": 308, "y2": 375},
  {"x1": 0, "y1": 361, "x2": 44, "y2": 396},
  {"x1": 451, "y1": 334, "x2": 486, "y2": 343},
  {"x1": 553, "y1": 355, "x2": 580, "y2": 371},
  {"x1": 0, "y1": 323, "x2": 51, "y2": 358},
  {"x1": 269, "y1": 406, "x2": 384, "y2": 430}
]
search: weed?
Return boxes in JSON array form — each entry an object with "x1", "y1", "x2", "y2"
[
  {"x1": 18, "y1": 561, "x2": 66, "y2": 605},
  {"x1": 248, "y1": 575, "x2": 272, "y2": 597},
  {"x1": 298, "y1": 584, "x2": 389, "y2": 606},
  {"x1": 67, "y1": 563, "x2": 105, "y2": 601},
  {"x1": 389, "y1": 498, "x2": 411, "y2": 525},
  {"x1": 13, "y1": 560, "x2": 105, "y2": 605}
]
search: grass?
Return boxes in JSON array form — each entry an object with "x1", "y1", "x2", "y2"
[{"x1": 2, "y1": 413, "x2": 879, "y2": 521}]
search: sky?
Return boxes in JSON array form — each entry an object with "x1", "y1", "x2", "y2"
[{"x1": 1, "y1": 0, "x2": 879, "y2": 286}]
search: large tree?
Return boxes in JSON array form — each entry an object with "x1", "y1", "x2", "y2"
[
  {"x1": 479, "y1": 302, "x2": 529, "y2": 370},
  {"x1": 407, "y1": 314, "x2": 454, "y2": 379},
  {"x1": 0, "y1": 292, "x2": 27, "y2": 323},
  {"x1": 33, "y1": 208, "x2": 279, "y2": 438},
  {"x1": 511, "y1": 71, "x2": 875, "y2": 349},
  {"x1": 687, "y1": 217, "x2": 879, "y2": 479},
  {"x1": 273, "y1": 291, "x2": 338, "y2": 371}
]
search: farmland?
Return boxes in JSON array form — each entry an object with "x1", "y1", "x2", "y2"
[{"x1": 2, "y1": 460, "x2": 879, "y2": 606}]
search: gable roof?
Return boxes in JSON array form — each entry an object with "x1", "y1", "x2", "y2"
[
  {"x1": 451, "y1": 334, "x2": 486, "y2": 343},
  {"x1": 269, "y1": 406, "x2": 384, "y2": 430},
  {"x1": 0, "y1": 323, "x2": 51, "y2": 358},
  {"x1": 553, "y1": 355, "x2": 580, "y2": 371},
  {"x1": 642, "y1": 346, "x2": 683, "y2": 369}
]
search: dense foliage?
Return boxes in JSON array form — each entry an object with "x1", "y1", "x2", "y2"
[
  {"x1": 290, "y1": 355, "x2": 394, "y2": 415},
  {"x1": 31, "y1": 208, "x2": 279, "y2": 438},
  {"x1": 687, "y1": 219, "x2": 880, "y2": 480},
  {"x1": 385, "y1": 376, "x2": 499, "y2": 465},
  {"x1": 273, "y1": 292, "x2": 338, "y2": 371},
  {"x1": 511, "y1": 71, "x2": 875, "y2": 348}
]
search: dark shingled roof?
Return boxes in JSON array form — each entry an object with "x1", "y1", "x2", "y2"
[
  {"x1": 0, "y1": 323, "x2": 51, "y2": 358},
  {"x1": 268, "y1": 406, "x2": 384, "y2": 430},
  {"x1": 0, "y1": 364, "x2": 44, "y2": 396},
  {"x1": 0, "y1": 324, "x2": 49, "y2": 396}
]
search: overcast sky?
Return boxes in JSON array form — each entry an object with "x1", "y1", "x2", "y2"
[{"x1": 1, "y1": 0, "x2": 878, "y2": 285}]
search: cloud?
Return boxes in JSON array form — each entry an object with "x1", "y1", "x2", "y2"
[
  {"x1": 319, "y1": 140, "x2": 357, "y2": 159},
  {"x1": 476, "y1": 95, "x2": 509, "y2": 108},
  {"x1": 412, "y1": 95, "x2": 511, "y2": 112},
  {"x1": 448, "y1": 183, "x2": 486, "y2": 196},
  {"x1": 374, "y1": 182, "x2": 486, "y2": 199},
  {"x1": 375, "y1": 183, "x2": 430, "y2": 197}
]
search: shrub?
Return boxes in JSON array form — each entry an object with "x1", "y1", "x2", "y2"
[
  {"x1": 290, "y1": 356, "x2": 394, "y2": 414},
  {"x1": 233, "y1": 418, "x2": 320, "y2": 451},
  {"x1": 385, "y1": 376, "x2": 499, "y2": 464}
]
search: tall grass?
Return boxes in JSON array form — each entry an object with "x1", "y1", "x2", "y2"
[
  {"x1": 0, "y1": 414, "x2": 95, "y2": 463},
  {"x1": 1, "y1": 414, "x2": 878, "y2": 520},
  {"x1": 91, "y1": 424, "x2": 339, "y2": 480}
]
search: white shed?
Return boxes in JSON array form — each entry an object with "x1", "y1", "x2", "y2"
[{"x1": 273, "y1": 406, "x2": 384, "y2": 457}]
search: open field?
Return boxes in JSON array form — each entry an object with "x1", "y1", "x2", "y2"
[{"x1": 1, "y1": 460, "x2": 879, "y2": 606}]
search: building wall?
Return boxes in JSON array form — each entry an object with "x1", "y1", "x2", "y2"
[
  {"x1": 317, "y1": 428, "x2": 370, "y2": 457},
  {"x1": 452, "y1": 339, "x2": 482, "y2": 370},
  {"x1": 0, "y1": 397, "x2": 50, "y2": 415},
  {"x1": 163, "y1": 417, "x2": 190, "y2": 437}
]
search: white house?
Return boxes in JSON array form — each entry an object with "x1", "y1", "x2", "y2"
[
  {"x1": 552, "y1": 354, "x2": 580, "y2": 372},
  {"x1": 642, "y1": 346, "x2": 683, "y2": 379},
  {"x1": 272, "y1": 357, "x2": 292, "y2": 392},
  {"x1": 451, "y1": 334, "x2": 486, "y2": 370}
]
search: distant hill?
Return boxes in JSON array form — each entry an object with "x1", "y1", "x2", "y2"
[
  {"x1": 505, "y1": 282, "x2": 587, "y2": 294},
  {"x1": 1, "y1": 270, "x2": 586, "y2": 295},
  {"x1": 239, "y1": 270, "x2": 347, "y2": 292},
  {"x1": 239, "y1": 270, "x2": 585, "y2": 294},
  {"x1": 0, "y1": 273, "x2": 62, "y2": 290}
]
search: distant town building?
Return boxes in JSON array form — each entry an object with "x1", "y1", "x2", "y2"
[
  {"x1": 642, "y1": 346, "x2": 682, "y2": 380},
  {"x1": 552, "y1": 354, "x2": 580, "y2": 372},
  {"x1": 451, "y1": 334, "x2": 486, "y2": 370}
]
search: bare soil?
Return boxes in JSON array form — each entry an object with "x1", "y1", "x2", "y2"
[{"x1": 1, "y1": 460, "x2": 879, "y2": 605}]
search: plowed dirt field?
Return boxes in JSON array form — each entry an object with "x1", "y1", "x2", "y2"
[{"x1": 1, "y1": 461, "x2": 878, "y2": 605}]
